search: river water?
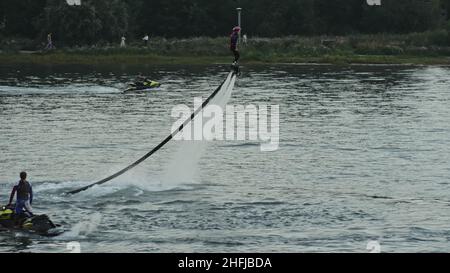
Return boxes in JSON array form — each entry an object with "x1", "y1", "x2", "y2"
[{"x1": 0, "y1": 64, "x2": 449, "y2": 253}]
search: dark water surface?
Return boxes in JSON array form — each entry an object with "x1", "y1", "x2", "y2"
[{"x1": 1, "y1": 64, "x2": 450, "y2": 253}]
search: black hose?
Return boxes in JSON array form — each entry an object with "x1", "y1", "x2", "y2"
[{"x1": 67, "y1": 71, "x2": 236, "y2": 195}]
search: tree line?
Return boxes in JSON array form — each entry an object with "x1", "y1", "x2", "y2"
[{"x1": 0, "y1": 0, "x2": 449, "y2": 46}]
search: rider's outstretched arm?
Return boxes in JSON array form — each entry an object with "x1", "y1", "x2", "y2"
[
  {"x1": 30, "y1": 185, "x2": 33, "y2": 205},
  {"x1": 9, "y1": 186, "x2": 17, "y2": 205}
]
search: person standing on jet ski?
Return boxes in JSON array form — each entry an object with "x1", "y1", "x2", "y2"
[
  {"x1": 134, "y1": 76, "x2": 151, "y2": 87},
  {"x1": 133, "y1": 75, "x2": 160, "y2": 88},
  {"x1": 230, "y1": 26, "x2": 241, "y2": 65},
  {"x1": 8, "y1": 172, "x2": 33, "y2": 216},
  {"x1": 134, "y1": 75, "x2": 146, "y2": 87}
]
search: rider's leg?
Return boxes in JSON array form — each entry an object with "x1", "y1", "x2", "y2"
[{"x1": 24, "y1": 200, "x2": 33, "y2": 216}]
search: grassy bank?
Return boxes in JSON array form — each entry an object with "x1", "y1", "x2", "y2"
[
  {"x1": 1, "y1": 32, "x2": 450, "y2": 65},
  {"x1": 1, "y1": 52, "x2": 449, "y2": 66}
]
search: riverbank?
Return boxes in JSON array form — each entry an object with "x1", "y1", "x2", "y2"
[
  {"x1": 1, "y1": 33, "x2": 450, "y2": 65},
  {"x1": 1, "y1": 52, "x2": 449, "y2": 66}
]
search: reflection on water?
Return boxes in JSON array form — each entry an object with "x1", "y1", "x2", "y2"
[{"x1": 1, "y1": 64, "x2": 450, "y2": 253}]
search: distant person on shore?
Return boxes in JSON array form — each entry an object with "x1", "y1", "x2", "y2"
[
  {"x1": 120, "y1": 35, "x2": 126, "y2": 48},
  {"x1": 45, "y1": 33, "x2": 54, "y2": 50},
  {"x1": 8, "y1": 172, "x2": 33, "y2": 217},
  {"x1": 230, "y1": 26, "x2": 241, "y2": 65},
  {"x1": 243, "y1": 34, "x2": 248, "y2": 46},
  {"x1": 143, "y1": 34, "x2": 149, "y2": 47}
]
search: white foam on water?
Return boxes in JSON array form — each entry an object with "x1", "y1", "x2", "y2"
[
  {"x1": 61, "y1": 212, "x2": 102, "y2": 239},
  {"x1": 159, "y1": 140, "x2": 207, "y2": 185},
  {"x1": 113, "y1": 167, "x2": 172, "y2": 192},
  {"x1": 159, "y1": 73, "x2": 236, "y2": 183},
  {"x1": 0, "y1": 85, "x2": 119, "y2": 95},
  {"x1": 74, "y1": 184, "x2": 125, "y2": 199}
]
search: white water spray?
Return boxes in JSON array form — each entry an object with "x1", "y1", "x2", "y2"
[
  {"x1": 159, "y1": 73, "x2": 237, "y2": 186},
  {"x1": 63, "y1": 212, "x2": 102, "y2": 238},
  {"x1": 109, "y1": 73, "x2": 237, "y2": 192}
]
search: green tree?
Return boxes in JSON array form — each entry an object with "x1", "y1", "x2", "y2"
[
  {"x1": 361, "y1": 0, "x2": 443, "y2": 33},
  {"x1": 0, "y1": 0, "x2": 5, "y2": 34},
  {"x1": 36, "y1": 0, "x2": 128, "y2": 46},
  {"x1": 1, "y1": 0, "x2": 46, "y2": 37},
  {"x1": 312, "y1": 0, "x2": 363, "y2": 35},
  {"x1": 84, "y1": 0, "x2": 129, "y2": 42},
  {"x1": 122, "y1": 0, "x2": 144, "y2": 37},
  {"x1": 2, "y1": 0, "x2": 450, "y2": 42},
  {"x1": 442, "y1": 0, "x2": 450, "y2": 20},
  {"x1": 37, "y1": 0, "x2": 102, "y2": 46}
]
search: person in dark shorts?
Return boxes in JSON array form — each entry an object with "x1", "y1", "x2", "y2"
[
  {"x1": 8, "y1": 172, "x2": 33, "y2": 216},
  {"x1": 230, "y1": 26, "x2": 241, "y2": 65}
]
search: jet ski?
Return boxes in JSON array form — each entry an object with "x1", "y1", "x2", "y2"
[
  {"x1": 0, "y1": 205, "x2": 63, "y2": 237},
  {"x1": 123, "y1": 80, "x2": 161, "y2": 93}
]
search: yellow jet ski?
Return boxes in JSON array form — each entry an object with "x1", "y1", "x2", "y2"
[
  {"x1": 124, "y1": 80, "x2": 161, "y2": 93},
  {"x1": 0, "y1": 205, "x2": 62, "y2": 237}
]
